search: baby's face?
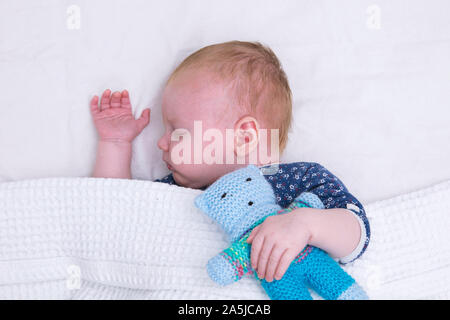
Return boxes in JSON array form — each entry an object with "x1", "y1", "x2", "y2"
[{"x1": 157, "y1": 69, "x2": 242, "y2": 189}]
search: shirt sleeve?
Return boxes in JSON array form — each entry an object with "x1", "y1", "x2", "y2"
[{"x1": 302, "y1": 162, "x2": 370, "y2": 264}]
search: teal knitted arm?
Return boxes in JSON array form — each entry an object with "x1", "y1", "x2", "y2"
[{"x1": 207, "y1": 233, "x2": 254, "y2": 286}]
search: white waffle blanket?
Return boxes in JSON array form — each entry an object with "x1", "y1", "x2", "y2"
[{"x1": 0, "y1": 178, "x2": 449, "y2": 300}]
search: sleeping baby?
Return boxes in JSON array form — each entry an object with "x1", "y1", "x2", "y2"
[{"x1": 89, "y1": 40, "x2": 370, "y2": 283}]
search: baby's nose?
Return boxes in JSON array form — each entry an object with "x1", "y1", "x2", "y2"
[{"x1": 157, "y1": 135, "x2": 169, "y2": 152}]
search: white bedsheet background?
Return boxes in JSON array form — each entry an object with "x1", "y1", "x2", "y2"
[{"x1": 0, "y1": 0, "x2": 449, "y2": 203}]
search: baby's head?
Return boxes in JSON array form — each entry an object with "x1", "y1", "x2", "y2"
[{"x1": 157, "y1": 41, "x2": 292, "y2": 189}]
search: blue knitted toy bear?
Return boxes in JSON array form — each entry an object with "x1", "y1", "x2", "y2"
[{"x1": 195, "y1": 164, "x2": 368, "y2": 300}]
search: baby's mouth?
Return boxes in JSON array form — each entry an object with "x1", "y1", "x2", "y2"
[
  {"x1": 164, "y1": 160, "x2": 174, "y2": 172},
  {"x1": 162, "y1": 156, "x2": 174, "y2": 171}
]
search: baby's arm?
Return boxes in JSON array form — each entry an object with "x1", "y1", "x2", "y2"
[
  {"x1": 302, "y1": 163, "x2": 369, "y2": 263},
  {"x1": 295, "y1": 207, "x2": 362, "y2": 260},
  {"x1": 90, "y1": 89, "x2": 150, "y2": 179},
  {"x1": 93, "y1": 140, "x2": 133, "y2": 179}
]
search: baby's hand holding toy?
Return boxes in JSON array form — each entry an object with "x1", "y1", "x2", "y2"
[{"x1": 246, "y1": 210, "x2": 312, "y2": 282}]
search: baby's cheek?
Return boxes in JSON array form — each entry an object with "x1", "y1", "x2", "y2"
[
  {"x1": 172, "y1": 163, "x2": 214, "y2": 189},
  {"x1": 202, "y1": 129, "x2": 234, "y2": 165}
]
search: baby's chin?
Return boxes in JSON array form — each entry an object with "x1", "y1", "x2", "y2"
[{"x1": 171, "y1": 170, "x2": 208, "y2": 189}]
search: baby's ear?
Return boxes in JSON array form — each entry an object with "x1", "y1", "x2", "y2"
[{"x1": 194, "y1": 193, "x2": 209, "y2": 213}]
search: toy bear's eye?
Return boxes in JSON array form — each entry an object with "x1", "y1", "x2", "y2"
[
  {"x1": 246, "y1": 177, "x2": 252, "y2": 181},
  {"x1": 248, "y1": 201, "x2": 253, "y2": 206},
  {"x1": 221, "y1": 193, "x2": 227, "y2": 199}
]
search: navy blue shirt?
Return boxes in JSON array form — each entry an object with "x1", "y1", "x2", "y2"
[{"x1": 155, "y1": 162, "x2": 370, "y2": 263}]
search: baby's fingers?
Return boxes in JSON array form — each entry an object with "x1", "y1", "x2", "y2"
[
  {"x1": 264, "y1": 246, "x2": 286, "y2": 282},
  {"x1": 110, "y1": 91, "x2": 122, "y2": 108},
  {"x1": 274, "y1": 249, "x2": 298, "y2": 281},
  {"x1": 90, "y1": 96, "x2": 99, "y2": 115},
  {"x1": 100, "y1": 89, "x2": 111, "y2": 110},
  {"x1": 136, "y1": 108, "x2": 151, "y2": 132},
  {"x1": 257, "y1": 240, "x2": 274, "y2": 279},
  {"x1": 246, "y1": 225, "x2": 260, "y2": 243},
  {"x1": 250, "y1": 231, "x2": 263, "y2": 271},
  {"x1": 121, "y1": 90, "x2": 131, "y2": 109}
]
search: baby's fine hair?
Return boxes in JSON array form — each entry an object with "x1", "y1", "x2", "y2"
[{"x1": 167, "y1": 41, "x2": 292, "y2": 153}]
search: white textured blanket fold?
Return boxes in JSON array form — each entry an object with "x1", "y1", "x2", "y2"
[{"x1": 0, "y1": 178, "x2": 449, "y2": 299}]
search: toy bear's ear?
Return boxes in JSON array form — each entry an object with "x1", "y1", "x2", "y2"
[{"x1": 194, "y1": 193, "x2": 209, "y2": 213}]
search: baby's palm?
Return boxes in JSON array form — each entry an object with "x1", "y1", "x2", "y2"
[{"x1": 90, "y1": 89, "x2": 150, "y2": 142}]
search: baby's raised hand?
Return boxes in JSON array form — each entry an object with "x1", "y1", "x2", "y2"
[{"x1": 90, "y1": 89, "x2": 150, "y2": 143}]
